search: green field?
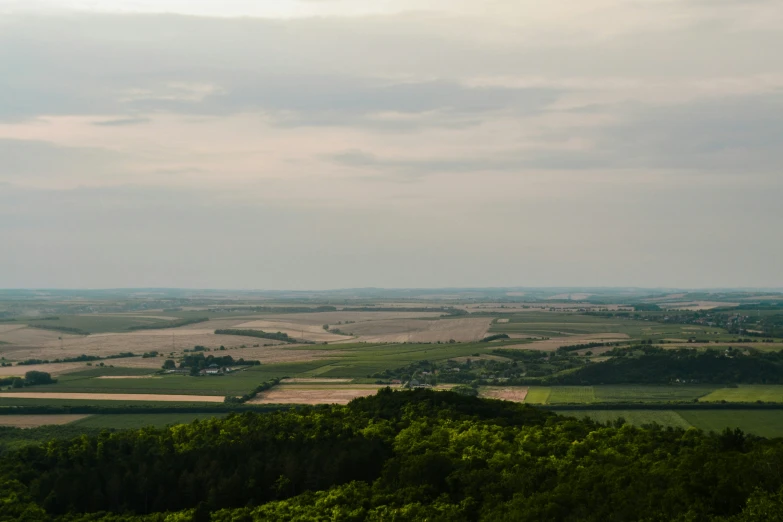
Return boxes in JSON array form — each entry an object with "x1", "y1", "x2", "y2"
[
  {"x1": 71, "y1": 413, "x2": 227, "y2": 429},
  {"x1": 700, "y1": 385, "x2": 783, "y2": 403},
  {"x1": 548, "y1": 386, "x2": 597, "y2": 404},
  {"x1": 594, "y1": 385, "x2": 717, "y2": 403},
  {"x1": 559, "y1": 410, "x2": 693, "y2": 430},
  {"x1": 558, "y1": 409, "x2": 783, "y2": 438},
  {"x1": 525, "y1": 387, "x2": 551, "y2": 404},
  {"x1": 522, "y1": 385, "x2": 718, "y2": 405},
  {"x1": 679, "y1": 410, "x2": 783, "y2": 438}
]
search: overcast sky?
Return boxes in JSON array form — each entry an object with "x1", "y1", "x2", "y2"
[{"x1": 1, "y1": 0, "x2": 781, "y2": 289}]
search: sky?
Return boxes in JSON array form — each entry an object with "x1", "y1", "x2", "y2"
[{"x1": 1, "y1": 0, "x2": 781, "y2": 290}]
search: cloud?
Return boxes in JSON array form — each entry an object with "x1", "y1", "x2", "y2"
[
  {"x1": 0, "y1": 5, "x2": 781, "y2": 287},
  {"x1": 92, "y1": 117, "x2": 151, "y2": 126}
]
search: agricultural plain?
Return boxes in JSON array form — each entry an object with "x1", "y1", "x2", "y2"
[{"x1": 1, "y1": 289, "x2": 782, "y2": 438}]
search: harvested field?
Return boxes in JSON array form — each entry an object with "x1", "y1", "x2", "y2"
[
  {"x1": 267, "y1": 311, "x2": 445, "y2": 325},
  {"x1": 0, "y1": 392, "x2": 226, "y2": 402},
  {"x1": 0, "y1": 325, "x2": 27, "y2": 334},
  {"x1": 513, "y1": 333, "x2": 630, "y2": 352},
  {"x1": 480, "y1": 387, "x2": 528, "y2": 402},
  {"x1": 0, "y1": 414, "x2": 90, "y2": 428},
  {"x1": 0, "y1": 362, "x2": 91, "y2": 377},
  {"x1": 0, "y1": 331, "x2": 287, "y2": 363},
  {"x1": 233, "y1": 320, "x2": 353, "y2": 342},
  {"x1": 0, "y1": 327, "x2": 80, "y2": 347},
  {"x1": 339, "y1": 317, "x2": 492, "y2": 343},
  {"x1": 249, "y1": 385, "x2": 395, "y2": 405}
]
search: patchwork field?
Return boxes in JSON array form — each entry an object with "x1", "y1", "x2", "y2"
[
  {"x1": 488, "y1": 312, "x2": 729, "y2": 340},
  {"x1": 0, "y1": 330, "x2": 290, "y2": 363}
]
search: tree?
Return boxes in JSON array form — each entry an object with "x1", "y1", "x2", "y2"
[
  {"x1": 162, "y1": 359, "x2": 176, "y2": 370},
  {"x1": 23, "y1": 371, "x2": 55, "y2": 386}
]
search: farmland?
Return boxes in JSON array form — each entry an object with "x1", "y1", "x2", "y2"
[
  {"x1": 0, "y1": 288, "x2": 782, "y2": 437},
  {"x1": 560, "y1": 409, "x2": 783, "y2": 438},
  {"x1": 700, "y1": 385, "x2": 783, "y2": 403}
]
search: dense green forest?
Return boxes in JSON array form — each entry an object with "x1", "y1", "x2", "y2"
[{"x1": 2, "y1": 390, "x2": 783, "y2": 521}]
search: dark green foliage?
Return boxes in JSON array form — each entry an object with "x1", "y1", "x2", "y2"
[
  {"x1": 480, "y1": 333, "x2": 510, "y2": 342},
  {"x1": 3, "y1": 390, "x2": 783, "y2": 520},
  {"x1": 556, "y1": 341, "x2": 618, "y2": 353},
  {"x1": 126, "y1": 317, "x2": 208, "y2": 331},
  {"x1": 17, "y1": 353, "x2": 136, "y2": 366},
  {"x1": 224, "y1": 378, "x2": 279, "y2": 404},
  {"x1": 214, "y1": 329, "x2": 297, "y2": 342},
  {"x1": 23, "y1": 371, "x2": 56, "y2": 386},
  {"x1": 179, "y1": 353, "x2": 260, "y2": 370},
  {"x1": 552, "y1": 347, "x2": 783, "y2": 385}
]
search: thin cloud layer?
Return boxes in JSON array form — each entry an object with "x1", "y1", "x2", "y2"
[{"x1": 0, "y1": 1, "x2": 781, "y2": 288}]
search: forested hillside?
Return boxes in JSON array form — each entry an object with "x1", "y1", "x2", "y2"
[{"x1": 2, "y1": 389, "x2": 783, "y2": 521}]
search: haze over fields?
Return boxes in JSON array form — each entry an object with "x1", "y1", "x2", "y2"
[{"x1": 1, "y1": 0, "x2": 782, "y2": 289}]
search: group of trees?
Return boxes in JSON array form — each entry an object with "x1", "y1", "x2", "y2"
[
  {"x1": 214, "y1": 329, "x2": 298, "y2": 343},
  {"x1": 16, "y1": 353, "x2": 137, "y2": 366},
  {"x1": 0, "y1": 371, "x2": 56, "y2": 389},
  {"x1": 162, "y1": 353, "x2": 261, "y2": 375},
  {"x1": 1, "y1": 389, "x2": 783, "y2": 520}
]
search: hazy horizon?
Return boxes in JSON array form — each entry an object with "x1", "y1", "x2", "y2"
[{"x1": 2, "y1": 0, "x2": 781, "y2": 289}]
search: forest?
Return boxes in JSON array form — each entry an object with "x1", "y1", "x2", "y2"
[{"x1": 1, "y1": 389, "x2": 783, "y2": 521}]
